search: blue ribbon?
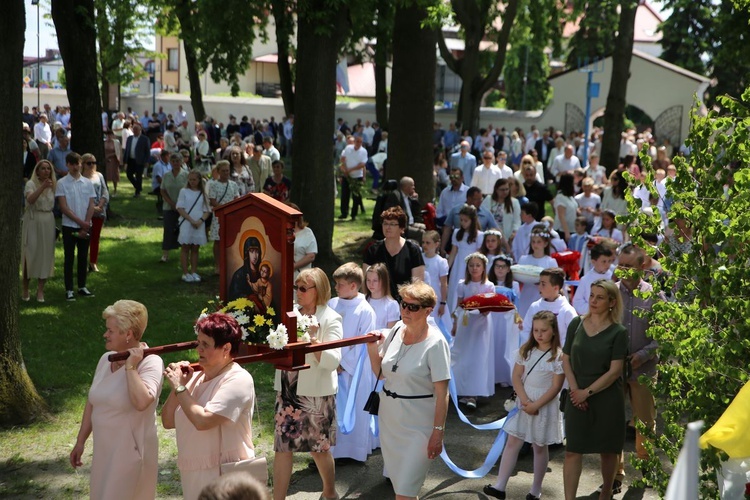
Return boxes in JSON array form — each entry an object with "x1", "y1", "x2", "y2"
[{"x1": 336, "y1": 344, "x2": 368, "y2": 435}]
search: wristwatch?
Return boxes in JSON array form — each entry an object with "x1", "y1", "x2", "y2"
[
  {"x1": 587, "y1": 389, "x2": 594, "y2": 396},
  {"x1": 433, "y1": 425, "x2": 444, "y2": 431},
  {"x1": 440, "y1": 301, "x2": 447, "y2": 305},
  {"x1": 175, "y1": 385, "x2": 187, "y2": 395}
]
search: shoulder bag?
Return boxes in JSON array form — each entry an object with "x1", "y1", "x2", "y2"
[
  {"x1": 363, "y1": 326, "x2": 402, "y2": 415},
  {"x1": 174, "y1": 191, "x2": 203, "y2": 236},
  {"x1": 503, "y1": 347, "x2": 552, "y2": 412}
]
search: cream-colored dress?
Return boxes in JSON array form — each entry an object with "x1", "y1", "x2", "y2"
[
  {"x1": 88, "y1": 351, "x2": 163, "y2": 500},
  {"x1": 22, "y1": 181, "x2": 55, "y2": 279}
]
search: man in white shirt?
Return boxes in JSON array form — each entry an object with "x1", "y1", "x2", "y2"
[
  {"x1": 575, "y1": 177, "x2": 601, "y2": 232},
  {"x1": 55, "y1": 152, "x2": 96, "y2": 301},
  {"x1": 495, "y1": 151, "x2": 514, "y2": 179},
  {"x1": 175, "y1": 105, "x2": 188, "y2": 126},
  {"x1": 362, "y1": 120, "x2": 375, "y2": 151},
  {"x1": 619, "y1": 132, "x2": 637, "y2": 161},
  {"x1": 339, "y1": 135, "x2": 368, "y2": 221},
  {"x1": 262, "y1": 137, "x2": 281, "y2": 162},
  {"x1": 34, "y1": 113, "x2": 52, "y2": 158},
  {"x1": 471, "y1": 151, "x2": 504, "y2": 196},
  {"x1": 111, "y1": 112, "x2": 124, "y2": 139},
  {"x1": 549, "y1": 144, "x2": 581, "y2": 181}
]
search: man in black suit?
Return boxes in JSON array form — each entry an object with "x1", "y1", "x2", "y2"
[
  {"x1": 123, "y1": 123, "x2": 151, "y2": 197},
  {"x1": 374, "y1": 176, "x2": 424, "y2": 241},
  {"x1": 534, "y1": 129, "x2": 553, "y2": 166}
]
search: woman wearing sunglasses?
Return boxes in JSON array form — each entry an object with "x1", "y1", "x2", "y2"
[
  {"x1": 366, "y1": 280, "x2": 451, "y2": 500},
  {"x1": 272, "y1": 268, "x2": 343, "y2": 500}
]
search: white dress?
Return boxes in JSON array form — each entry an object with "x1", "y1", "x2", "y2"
[
  {"x1": 516, "y1": 254, "x2": 558, "y2": 318},
  {"x1": 379, "y1": 326, "x2": 451, "y2": 497},
  {"x1": 367, "y1": 296, "x2": 400, "y2": 330},
  {"x1": 207, "y1": 179, "x2": 240, "y2": 241},
  {"x1": 327, "y1": 294, "x2": 378, "y2": 461},
  {"x1": 451, "y1": 280, "x2": 495, "y2": 397},
  {"x1": 490, "y1": 282, "x2": 521, "y2": 386},
  {"x1": 423, "y1": 254, "x2": 452, "y2": 327},
  {"x1": 176, "y1": 188, "x2": 209, "y2": 246},
  {"x1": 447, "y1": 229, "x2": 484, "y2": 311},
  {"x1": 503, "y1": 348, "x2": 564, "y2": 445}
]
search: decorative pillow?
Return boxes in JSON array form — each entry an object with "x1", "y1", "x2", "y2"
[
  {"x1": 510, "y1": 264, "x2": 544, "y2": 284},
  {"x1": 552, "y1": 251, "x2": 582, "y2": 280},
  {"x1": 460, "y1": 292, "x2": 515, "y2": 312}
]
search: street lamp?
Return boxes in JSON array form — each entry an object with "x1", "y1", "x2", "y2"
[{"x1": 31, "y1": 0, "x2": 40, "y2": 112}]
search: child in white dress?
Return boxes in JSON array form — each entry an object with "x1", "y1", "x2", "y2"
[
  {"x1": 517, "y1": 225, "x2": 559, "y2": 318},
  {"x1": 176, "y1": 170, "x2": 210, "y2": 283},
  {"x1": 421, "y1": 230, "x2": 449, "y2": 324},
  {"x1": 447, "y1": 205, "x2": 484, "y2": 312},
  {"x1": 451, "y1": 252, "x2": 494, "y2": 409},
  {"x1": 484, "y1": 311, "x2": 565, "y2": 500},
  {"x1": 489, "y1": 255, "x2": 521, "y2": 387},
  {"x1": 365, "y1": 263, "x2": 400, "y2": 330}
]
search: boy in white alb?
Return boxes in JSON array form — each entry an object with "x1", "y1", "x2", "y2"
[
  {"x1": 572, "y1": 243, "x2": 615, "y2": 315},
  {"x1": 511, "y1": 202, "x2": 538, "y2": 261},
  {"x1": 521, "y1": 268, "x2": 577, "y2": 346},
  {"x1": 421, "y1": 230, "x2": 449, "y2": 321},
  {"x1": 328, "y1": 263, "x2": 378, "y2": 462}
]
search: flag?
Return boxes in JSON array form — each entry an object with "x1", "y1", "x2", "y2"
[{"x1": 665, "y1": 420, "x2": 703, "y2": 500}]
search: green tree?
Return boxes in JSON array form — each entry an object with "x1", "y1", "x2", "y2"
[
  {"x1": 0, "y1": 0, "x2": 48, "y2": 426},
  {"x1": 657, "y1": 0, "x2": 712, "y2": 75},
  {"x1": 600, "y1": 0, "x2": 638, "y2": 174},
  {"x1": 95, "y1": 0, "x2": 154, "y2": 111},
  {"x1": 622, "y1": 89, "x2": 750, "y2": 497},
  {"x1": 270, "y1": 0, "x2": 296, "y2": 117},
  {"x1": 565, "y1": 0, "x2": 619, "y2": 66},
  {"x1": 51, "y1": 0, "x2": 106, "y2": 165}
]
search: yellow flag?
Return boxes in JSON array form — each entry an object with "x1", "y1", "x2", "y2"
[{"x1": 699, "y1": 381, "x2": 750, "y2": 458}]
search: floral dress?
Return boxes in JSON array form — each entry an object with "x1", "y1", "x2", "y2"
[{"x1": 207, "y1": 179, "x2": 240, "y2": 241}]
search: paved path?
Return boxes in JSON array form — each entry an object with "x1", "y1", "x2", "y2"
[{"x1": 282, "y1": 387, "x2": 661, "y2": 499}]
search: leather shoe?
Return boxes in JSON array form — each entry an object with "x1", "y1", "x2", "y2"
[{"x1": 483, "y1": 485, "x2": 505, "y2": 499}]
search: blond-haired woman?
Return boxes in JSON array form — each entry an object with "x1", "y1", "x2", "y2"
[
  {"x1": 22, "y1": 160, "x2": 57, "y2": 302},
  {"x1": 273, "y1": 268, "x2": 342, "y2": 500},
  {"x1": 70, "y1": 300, "x2": 164, "y2": 500},
  {"x1": 562, "y1": 279, "x2": 627, "y2": 500}
]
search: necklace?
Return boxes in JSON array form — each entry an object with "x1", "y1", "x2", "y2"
[{"x1": 392, "y1": 324, "x2": 427, "y2": 372}]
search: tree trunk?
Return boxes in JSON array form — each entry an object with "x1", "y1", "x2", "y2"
[
  {"x1": 0, "y1": 0, "x2": 47, "y2": 426},
  {"x1": 388, "y1": 2, "x2": 436, "y2": 208},
  {"x1": 51, "y1": 0, "x2": 105, "y2": 163},
  {"x1": 175, "y1": 0, "x2": 206, "y2": 122},
  {"x1": 290, "y1": 0, "x2": 348, "y2": 268},
  {"x1": 373, "y1": 0, "x2": 392, "y2": 129},
  {"x1": 601, "y1": 0, "x2": 638, "y2": 173},
  {"x1": 271, "y1": 0, "x2": 295, "y2": 116}
]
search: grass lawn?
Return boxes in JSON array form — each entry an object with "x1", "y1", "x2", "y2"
[{"x1": 0, "y1": 171, "x2": 379, "y2": 499}]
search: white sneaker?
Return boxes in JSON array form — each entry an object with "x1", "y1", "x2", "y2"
[
  {"x1": 191, "y1": 273, "x2": 201, "y2": 282},
  {"x1": 182, "y1": 273, "x2": 194, "y2": 283}
]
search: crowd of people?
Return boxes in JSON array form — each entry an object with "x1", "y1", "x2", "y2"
[{"x1": 23, "y1": 103, "x2": 689, "y2": 498}]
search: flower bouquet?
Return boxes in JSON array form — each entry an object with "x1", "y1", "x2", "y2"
[
  {"x1": 201, "y1": 296, "x2": 277, "y2": 345},
  {"x1": 266, "y1": 310, "x2": 319, "y2": 350}
]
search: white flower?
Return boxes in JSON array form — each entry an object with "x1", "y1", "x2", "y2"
[
  {"x1": 194, "y1": 313, "x2": 209, "y2": 336},
  {"x1": 234, "y1": 313, "x2": 250, "y2": 326},
  {"x1": 297, "y1": 314, "x2": 319, "y2": 333},
  {"x1": 240, "y1": 327, "x2": 249, "y2": 341},
  {"x1": 266, "y1": 325, "x2": 289, "y2": 350},
  {"x1": 299, "y1": 331, "x2": 311, "y2": 343}
]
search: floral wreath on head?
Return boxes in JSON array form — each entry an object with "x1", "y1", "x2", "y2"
[
  {"x1": 531, "y1": 230, "x2": 552, "y2": 239},
  {"x1": 464, "y1": 251, "x2": 489, "y2": 264},
  {"x1": 484, "y1": 229, "x2": 504, "y2": 240},
  {"x1": 494, "y1": 253, "x2": 514, "y2": 266}
]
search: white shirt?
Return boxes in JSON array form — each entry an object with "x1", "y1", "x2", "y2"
[
  {"x1": 341, "y1": 145, "x2": 368, "y2": 179},
  {"x1": 175, "y1": 109, "x2": 188, "y2": 125},
  {"x1": 437, "y1": 184, "x2": 469, "y2": 218},
  {"x1": 572, "y1": 268, "x2": 613, "y2": 314},
  {"x1": 471, "y1": 164, "x2": 504, "y2": 195},
  {"x1": 575, "y1": 192, "x2": 601, "y2": 224},
  {"x1": 521, "y1": 295, "x2": 578, "y2": 345},
  {"x1": 550, "y1": 154, "x2": 581, "y2": 178},
  {"x1": 496, "y1": 163, "x2": 514, "y2": 179},
  {"x1": 263, "y1": 146, "x2": 281, "y2": 162},
  {"x1": 34, "y1": 122, "x2": 52, "y2": 144},
  {"x1": 362, "y1": 126, "x2": 375, "y2": 145},
  {"x1": 55, "y1": 174, "x2": 95, "y2": 228}
]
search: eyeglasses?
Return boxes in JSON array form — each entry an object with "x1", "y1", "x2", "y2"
[
  {"x1": 293, "y1": 284, "x2": 316, "y2": 293},
  {"x1": 85, "y1": 161, "x2": 96, "y2": 165},
  {"x1": 400, "y1": 301, "x2": 425, "y2": 312},
  {"x1": 449, "y1": 175, "x2": 461, "y2": 180},
  {"x1": 382, "y1": 221, "x2": 400, "y2": 227}
]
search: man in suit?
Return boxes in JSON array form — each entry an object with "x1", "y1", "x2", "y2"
[
  {"x1": 534, "y1": 129, "x2": 553, "y2": 166},
  {"x1": 123, "y1": 123, "x2": 151, "y2": 197},
  {"x1": 375, "y1": 176, "x2": 424, "y2": 241}
]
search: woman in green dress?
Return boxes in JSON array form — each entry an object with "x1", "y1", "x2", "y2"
[{"x1": 562, "y1": 279, "x2": 627, "y2": 500}]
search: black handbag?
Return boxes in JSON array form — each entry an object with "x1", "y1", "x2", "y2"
[{"x1": 363, "y1": 326, "x2": 401, "y2": 415}]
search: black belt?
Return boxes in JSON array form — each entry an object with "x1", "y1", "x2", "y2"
[{"x1": 383, "y1": 388, "x2": 433, "y2": 400}]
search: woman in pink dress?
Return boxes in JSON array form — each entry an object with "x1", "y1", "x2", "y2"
[
  {"x1": 69, "y1": 300, "x2": 163, "y2": 500},
  {"x1": 162, "y1": 313, "x2": 258, "y2": 500}
]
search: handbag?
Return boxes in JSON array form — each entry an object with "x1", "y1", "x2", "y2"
[
  {"x1": 559, "y1": 388, "x2": 569, "y2": 412},
  {"x1": 174, "y1": 191, "x2": 203, "y2": 236},
  {"x1": 504, "y1": 347, "x2": 552, "y2": 413},
  {"x1": 363, "y1": 326, "x2": 402, "y2": 415}
]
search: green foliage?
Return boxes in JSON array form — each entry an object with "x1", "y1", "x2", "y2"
[
  {"x1": 503, "y1": 41, "x2": 551, "y2": 110},
  {"x1": 565, "y1": 0, "x2": 619, "y2": 66},
  {"x1": 619, "y1": 88, "x2": 750, "y2": 497},
  {"x1": 659, "y1": 0, "x2": 750, "y2": 104},
  {"x1": 57, "y1": 68, "x2": 66, "y2": 88},
  {"x1": 484, "y1": 90, "x2": 506, "y2": 109}
]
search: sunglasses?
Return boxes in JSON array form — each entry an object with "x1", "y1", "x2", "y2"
[
  {"x1": 293, "y1": 285, "x2": 316, "y2": 293},
  {"x1": 449, "y1": 174, "x2": 462, "y2": 179},
  {"x1": 400, "y1": 300, "x2": 425, "y2": 312}
]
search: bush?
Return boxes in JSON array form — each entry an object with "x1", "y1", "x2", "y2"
[{"x1": 622, "y1": 88, "x2": 750, "y2": 497}]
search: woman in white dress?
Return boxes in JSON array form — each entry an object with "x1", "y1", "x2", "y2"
[
  {"x1": 447, "y1": 205, "x2": 484, "y2": 312},
  {"x1": 483, "y1": 178, "x2": 521, "y2": 243},
  {"x1": 207, "y1": 160, "x2": 241, "y2": 274},
  {"x1": 21, "y1": 160, "x2": 56, "y2": 302},
  {"x1": 366, "y1": 281, "x2": 450, "y2": 500},
  {"x1": 176, "y1": 170, "x2": 210, "y2": 283},
  {"x1": 194, "y1": 131, "x2": 212, "y2": 176},
  {"x1": 517, "y1": 227, "x2": 559, "y2": 318},
  {"x1": 451, "y1": 253, "x2": 495, "y2": 409}
]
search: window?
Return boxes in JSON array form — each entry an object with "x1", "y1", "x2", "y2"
[{"x1": 168, "y1": 48, "x2": 179, "y2": 71}]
